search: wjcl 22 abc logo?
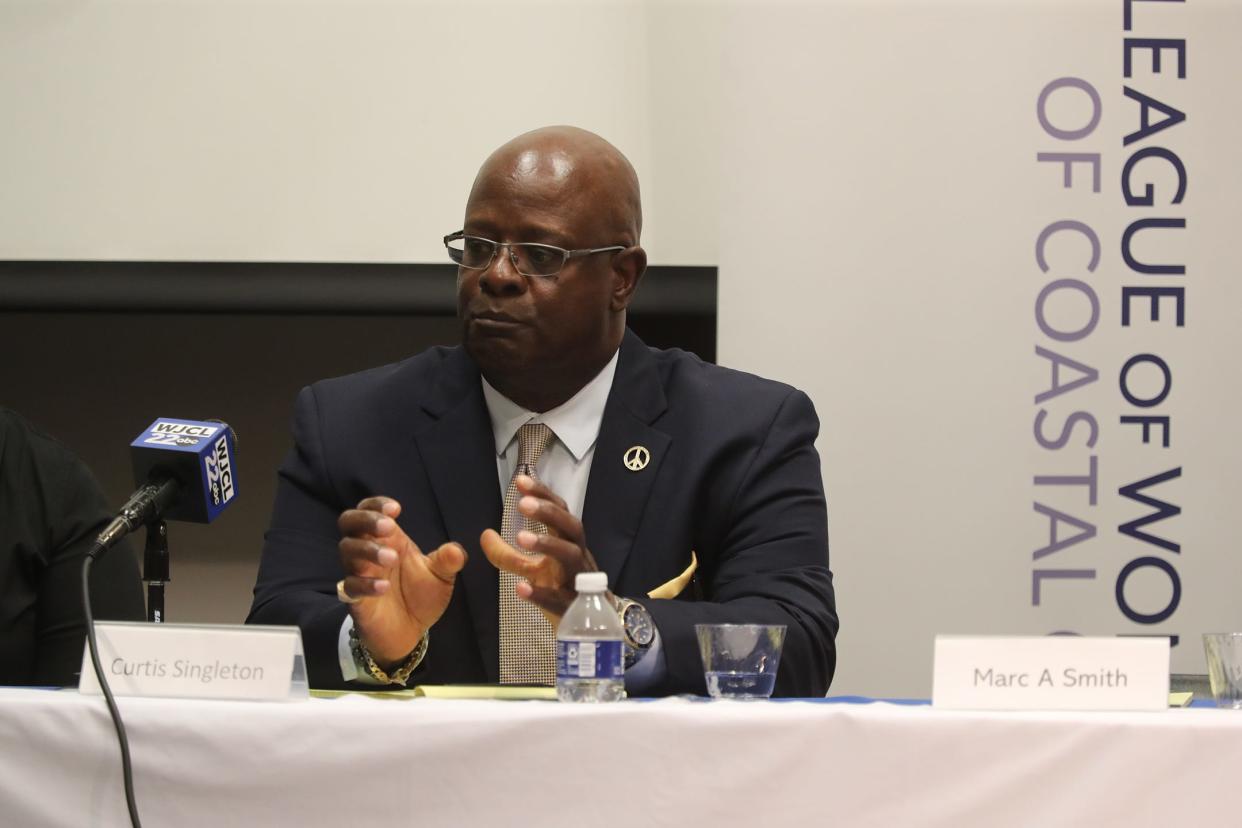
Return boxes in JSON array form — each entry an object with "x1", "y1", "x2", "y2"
[{"x1": 205, "y1": 436, "x2": 236, "y2": 507}]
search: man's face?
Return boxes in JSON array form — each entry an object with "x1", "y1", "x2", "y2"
[{"x1": 456, "y1": 149, "x2": 625, "y2": 405}]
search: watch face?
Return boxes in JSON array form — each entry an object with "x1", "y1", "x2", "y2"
[{"x1": 624, "y1": 603, "x2": 656, "y2": 648}]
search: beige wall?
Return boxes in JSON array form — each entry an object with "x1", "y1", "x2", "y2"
[{"x1": 0, "y1": 0, "x2": 717, "y2": 266}]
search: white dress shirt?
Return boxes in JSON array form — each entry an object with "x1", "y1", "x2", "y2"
[{"x1": 340, "y1": 348, "x2": 663, "y2": 688}]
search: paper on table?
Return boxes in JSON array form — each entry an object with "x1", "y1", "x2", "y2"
[
  {"x1": 414, "y1": 685, "x2": 557, "y2": 700},
  {"x1": 1168, "y1": 692, "x2": 1193, "y2": 708},
  {"x1": 310, "y1": 685, "x2": 558, "y2": 701}
]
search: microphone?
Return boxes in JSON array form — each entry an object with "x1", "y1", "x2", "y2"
[
  {"x1": 92, "y1": 417, "x2": 239, "y2": 555},
  {"x1": 83, "y1": 418, "x2": 240, "y2": 827}
]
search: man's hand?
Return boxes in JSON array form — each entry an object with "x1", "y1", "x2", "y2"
[
  {"x1": 481, "y1": 475, "x2": 600, "y2": 628},
  {"x1": 337, "y1": 497, "x2": 466, "y2": 668}
]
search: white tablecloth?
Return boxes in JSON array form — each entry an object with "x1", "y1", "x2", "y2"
[{"x1": 2, "y1": 688, "x2": 1240, "y2": 827}]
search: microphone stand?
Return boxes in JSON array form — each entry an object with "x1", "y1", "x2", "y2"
[{"x1": 143, "y1": 519, "x2": 169, "y2": 624}]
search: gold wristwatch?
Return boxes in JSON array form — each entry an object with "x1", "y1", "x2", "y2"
[{"x1": 614, "y1": 598, "x2": 656, "y2": 668}]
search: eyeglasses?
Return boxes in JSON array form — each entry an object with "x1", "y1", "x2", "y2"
[{"x1": 444, "y1": 231, "x2": 626, "y2": 278}]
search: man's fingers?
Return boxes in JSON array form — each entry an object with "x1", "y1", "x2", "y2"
[
  {"x1": 338, "y1": 508, "x2": 394, "y2": 537},
  {"x1": 514, "y1": 475, "x2": 567, "y2": 511},
  {"x1": 518, "y1": 582, "x2": 576, "y2": 617},
  {"x1": 341, "y1": 574, "x2": 390, "y2": 600},
  {"x1": 515, "y1": 530, "x2": 587, "y2": 569},
  {"x1": 480, "y1": 529, "x2": 541, "y2": 577},
  {"x1": 339, "y1": 537, "x2": 398, "y2": 572},
  {"x1": 338, "y1": 508, "x2": 403, "y2": 540},
  {"x1": 354, "y1": 496, "x2": 402, "y2": 517},
  {"x1": 338, "y1": 496, "x2": 402, "y2": 536},
  {"x1": 516, "y1": 495, "x2": 584, "y2": 543},
  {"x1": 423, "y1": 542, "x2": 467, "y2": 584}
]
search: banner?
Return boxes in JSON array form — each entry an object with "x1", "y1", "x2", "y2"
[{"x1": 716, "y1": 0, "x2": 1240, "y2": 696}]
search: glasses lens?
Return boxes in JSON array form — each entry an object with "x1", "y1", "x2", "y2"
[
  {"x1": 514, "y1": 244, "x2": 566, "y2": 277},
  {"x1": 446, "y1": 236, "x2": 496, "y2": 269}
]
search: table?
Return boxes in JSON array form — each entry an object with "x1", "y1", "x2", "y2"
[{"x1": 2, "y1": 688, "x2": 1240, "y2": 827}]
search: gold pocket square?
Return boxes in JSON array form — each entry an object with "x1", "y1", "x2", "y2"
[{"x1": 646, "y1": 552, "x2": 698, "y2": 600}]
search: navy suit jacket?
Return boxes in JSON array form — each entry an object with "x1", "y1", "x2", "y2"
[{"x1": 248, "y1": 330, "x2": 838, "y2": 696}]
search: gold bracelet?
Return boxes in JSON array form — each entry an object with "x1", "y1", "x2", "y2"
[{"x1": 349, "y1": 627, "x2": 429, "y2": 687}]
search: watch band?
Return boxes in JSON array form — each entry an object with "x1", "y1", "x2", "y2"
[{"x1": 349, "y1": 626, "x2": 429, "y2": 687}]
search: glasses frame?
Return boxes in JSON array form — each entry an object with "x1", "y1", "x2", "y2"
[{"x1": 444, "y1": 231, "x2": 626, "y2": 278}]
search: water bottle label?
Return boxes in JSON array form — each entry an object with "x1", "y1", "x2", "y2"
[{"x1": 556, "y1": 640, "x2": 624, "y2": 680}]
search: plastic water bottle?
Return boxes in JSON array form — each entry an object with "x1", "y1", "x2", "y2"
[{"x1": 556, "y1": 572, "x2": 625, "y2": 702}]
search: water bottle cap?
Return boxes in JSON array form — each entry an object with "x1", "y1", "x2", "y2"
[{"x1": 575, "y1": 571, "x2": 609, "y2": 592}]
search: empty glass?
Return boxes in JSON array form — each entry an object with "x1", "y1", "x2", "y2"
[
  {"x1": 695, "y1": 624, "x2": 786, "y2": 699},
  {"x1": 1203, "y1": 633, "x2": 1242, "y2": 709}
]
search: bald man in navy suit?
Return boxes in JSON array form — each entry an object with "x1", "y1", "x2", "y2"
[{"x1": 248, "y1": 126, "x2": 837, "y2": 696}]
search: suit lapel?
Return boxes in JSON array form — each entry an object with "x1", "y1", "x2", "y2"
[
  {"x1": 582, "y1": 330, "x2": 670, "y2": 581},
  {"x1": 412, "y1": 349, "x2": 502, "y2": 681}
]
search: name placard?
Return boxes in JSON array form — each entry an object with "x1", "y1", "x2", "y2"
[
  {"x1": 79, "y1": 622, "x2": 308, "y2": 702},
  {"x1": 932, "y1": 636, "x2": 1169, "y2": 711}
]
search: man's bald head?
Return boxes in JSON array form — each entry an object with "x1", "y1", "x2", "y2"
[
  {"x1": 467, "y1": 126, "x2": 643, "y2": 245},
  {"x1": 456, "y1": 126, "x2": 648, "y2": 413}
]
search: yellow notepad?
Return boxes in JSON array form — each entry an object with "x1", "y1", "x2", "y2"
[
  {"x1": 310, "y1": 685, "x2": 557, "y2": 701},
  {"x1": 414, "y1": 684, "x2": 557, "y2": 700}
]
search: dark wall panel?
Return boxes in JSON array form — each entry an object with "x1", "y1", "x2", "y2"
[
  {"x1": 2, "y1": 313, "x2": 461, "y2": 623},
  {"x1": 1, "y1": 290, "x2": 714, "y2": 624}
]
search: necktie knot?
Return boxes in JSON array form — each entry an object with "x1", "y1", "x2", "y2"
[{"x1": 516, "y1": 422, "x2": 554, "y2": 473}]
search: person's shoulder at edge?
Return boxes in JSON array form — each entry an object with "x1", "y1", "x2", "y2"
[
  {"x1": 2, "y1": 405, "x2": 53, "y2": 451},
  {"x1": 0, "y1": 407, "x2": 91, "y2": 490}
]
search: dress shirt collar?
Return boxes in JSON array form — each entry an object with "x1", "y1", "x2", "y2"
[{"x1": 480, "y1": 348, "x2": 620, "y2": 462}]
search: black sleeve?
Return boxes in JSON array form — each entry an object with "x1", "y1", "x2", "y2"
[
  {"x1": 35, "y1": 446, "x2": 146, "y2": 685},
  {"x1": 247, "y1": 386, "x2": 354, "y2": 689},
  {"x1": 645, "y1": 389, "x2": 838, "y2": 697},
  {"x1": 0, "y1": 411, "x2": 145, "y2": 687}
]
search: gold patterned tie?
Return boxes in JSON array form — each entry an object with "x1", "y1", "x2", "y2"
[{"x1": 498, "y1": 422, "x2": 556, "y2": 685}]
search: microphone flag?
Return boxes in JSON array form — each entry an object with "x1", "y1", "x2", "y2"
[{"x1": 130, "y1": 417, "x2": 238, "y2": 524}]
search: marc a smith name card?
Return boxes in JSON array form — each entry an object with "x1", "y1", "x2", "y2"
[{"x1": 932, "y1": 635, "x2": 1169, "y2": 711}]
